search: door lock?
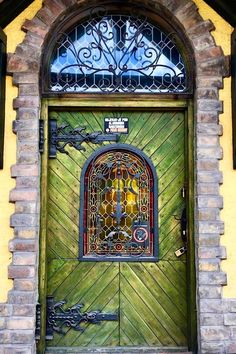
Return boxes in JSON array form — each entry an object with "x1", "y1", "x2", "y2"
[{"x1": 175, "y1": 246, "x2": 187, "y2": 258}]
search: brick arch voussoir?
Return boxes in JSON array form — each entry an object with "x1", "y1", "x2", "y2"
[{"x1": 5, "y1": 0, "x2": 228, "y2": 352}]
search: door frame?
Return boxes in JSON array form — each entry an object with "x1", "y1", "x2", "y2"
[{"x1": 38, "y1": 96, "x2": 196, "y2": 353}]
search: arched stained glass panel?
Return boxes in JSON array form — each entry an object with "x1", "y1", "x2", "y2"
[
  {"x1": 79, "y1": 146, "x2": 158, "y2": 261},
  {"x1": 49, "y1": 14, "x2": 188, "y2": 93}
]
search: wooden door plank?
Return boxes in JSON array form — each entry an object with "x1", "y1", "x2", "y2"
[
  {"x1": 127, "y1": 112, "x2": 165, "y2": 146},
  {"x1": 52, "y1": 268, "x2": 120, "y2": 347},
  {"x1": 47, "y1": 227, "x2": 77, "y2": 259},
  {"x1": 52, "y1": 262, "x2": 96, "y2": 300},
  {"x1": 158, "y1": 154, "x2": 184, "y2": 191},
  {"x1": 153, "y1": 123, "x2": 184, "y2": 170},
  {"x1": 49, "y1": 168, "x2": 80, "y2": 201},
  {"x1": 158, "y1": 172, "x2": 184, "y2": 210},
  {"x1": 157, "y1": 262, "x2": 186, "y2": 291},
  {"x1": 80, "y1": 111, "x2": 105, "y2": 132},
  {"x1": 49, "y1": 184, "x2": 78, "y2": 222},
  {"x1": 45, "y1": 108, "x2": 189, "y2": 351},
  {"x1": 123, "y1": 111, "x2": 149, "y2": 145},
  {"x1": 159, "y1": 192, "x2": 184, "y2": 226},
  {"x1": 56, "y1": 153, "x2": 83, "y2": 181},
  {"x1": 77, "y1": 263, "x2": 119, "y2": 310},
  {"x1": 50, "y1": 159, "x2": 79, "y2": 192},
  {"x1": 120, "y1": 263, "x2": 187, "y2": 346},
  {"x1": 47, "y1": 259, "x2": 65, "y2": 281},
  {"x1": 159, "y1": 224, "x2": 184, "y2": 260},
  {"x1": 66, "y1": 263, "x2": 113, "y2": 307},
  {"x1": 71, "y1": 288, "x2": 119, "y2": 347},
  {"x1": 132, "y1": 263, "x2": 187, "y2": 325},
  {"x1": 145, "y1": 263, "x2": 187, "y2": 315},
  {"x1": 120, "y1": 274, "x2": 166, "y2": 346},
  {"x1": 48, "y1": 199, "x2": 78, "y2": 240},
  {"x1": 120, "y1": 314, "x2": 148, "y2": 346},
  {"x1": 137, "y1": 112, "x2": 176, "y2": 150},
  {"x1": 47, "y1": 260, "x2": 78, "y2": 295},
  {"x1": 47, "y1": 214, "x2": 78, "y2": 254},
  {"x1": 143, "y1": 113, "x2": 184, "y2": 157}
]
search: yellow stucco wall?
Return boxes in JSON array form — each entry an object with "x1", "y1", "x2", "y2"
[
  {"x1": 0, "y1": 0, "x2": 42, "y2": 302},
  {"x1": 194, "y1": 0, "x2": 235, "y2": 298},
  {"x1": 0, "y1": 0, "x2": 235, "y2": 302},
  {"x1": 0, "y1": 75, "x2": 15, "y2": 301}
]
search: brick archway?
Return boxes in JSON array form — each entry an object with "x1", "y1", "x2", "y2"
[{"x1": 1, "y1": 0, "x2": 229, "y2": 352}]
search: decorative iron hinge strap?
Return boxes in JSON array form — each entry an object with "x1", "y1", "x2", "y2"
[
  {"x1": 39, "y1": 120, "x2": 44, "y2": 153},
  {"x1": 49, "y1": 119, "x2": 120, "y2": 158},
  {"x1": 46, "y1": 296, "x2": 119, "y2": 340},
  {"x1": 35, "y1": 303, "x2": 41, "y2": 340}
]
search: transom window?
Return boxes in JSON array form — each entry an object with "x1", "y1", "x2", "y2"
[
  {"x1": 79, "y1": 146, "x2": 158, "y2": 261},
  {"x1": 48, "y1": 12, "x2": 188, "y2": 93}
]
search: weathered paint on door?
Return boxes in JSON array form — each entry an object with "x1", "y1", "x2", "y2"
[{"x1": 45, "y1": 109, "x2": 187, "y2": 348}]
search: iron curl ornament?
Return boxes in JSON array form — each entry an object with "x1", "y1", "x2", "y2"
[
  {"x1": 48, "y1": 7, "x2": 188, "y2": 93},
  {"x1": 48, "y1": 119, "x2": 119, "y2": 158},
  {"x1": 46, "y1": 296, "x2": 118, "y2": 339}
]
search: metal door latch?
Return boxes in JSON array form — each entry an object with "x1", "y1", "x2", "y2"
[{"x1": 175, "y1": 246, "x2": 187, "y2": 258}]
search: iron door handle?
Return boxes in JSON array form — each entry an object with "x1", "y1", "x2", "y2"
[{"x1": 180, "y1": 207, "x2": 187, "y2": 243}]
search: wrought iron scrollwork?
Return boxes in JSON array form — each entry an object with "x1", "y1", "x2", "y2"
[
  {"x1": 49, "y1": 119, "x2": 119, "y2": 158},
  {"x1": 48, "y1": 7, "x2": 188, "y2": 93},
  {"x1": 46, "y1": 296, "x2": 119, "y2": 339}
]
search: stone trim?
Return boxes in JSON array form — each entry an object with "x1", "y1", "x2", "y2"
[{"x1": 0, "y1": 0, "x2": 232, "y2": 353}]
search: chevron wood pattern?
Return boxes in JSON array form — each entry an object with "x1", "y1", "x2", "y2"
[{"x1": 46, "y1": 110, "x2": 187, "y2": 349}]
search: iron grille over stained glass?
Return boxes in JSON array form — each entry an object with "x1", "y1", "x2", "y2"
[
  {"x1": 80, "y1": 147, "x2": 158, "y2": 261},
  {"x1": 49, "y1": 12, "x2": 187, "y2": 93}
]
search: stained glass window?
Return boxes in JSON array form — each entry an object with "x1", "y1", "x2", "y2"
[
  {"x1": 79, "y1": 146, "x2": 158, "y2": 261},
  {"x1": 48, "y1": 13, "x2": 188, "y2": 93}
]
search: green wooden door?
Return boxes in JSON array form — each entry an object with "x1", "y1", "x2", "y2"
[{"x1": 45, "y1": 109, "x2": 188, "y2": 350}]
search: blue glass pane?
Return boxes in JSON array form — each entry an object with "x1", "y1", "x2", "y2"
[{"x1": 49, "y1": 15, "x2": 187, "y2": 93}]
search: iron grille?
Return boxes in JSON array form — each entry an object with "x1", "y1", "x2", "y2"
[{"x1": 49, "y1": 12, "x2": 187, "y2": 93}]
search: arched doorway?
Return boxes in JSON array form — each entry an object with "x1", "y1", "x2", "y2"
[
  {"x1": 38, "y1": 3, "x2": 196, "y2": 352},
  {"x1": 5, "y1": 0, "x2": 228, "y2": 352}
]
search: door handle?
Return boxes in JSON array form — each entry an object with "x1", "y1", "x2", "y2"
[
  {"x1": 180, "y1": 207, "x2": 187, "y2": 243},
  {"x1": 173, "y1": 207, "x2": 187, "y2": 243},
  {"x1": 174, "y1": 208, "x2": 187, "y2": 258}
]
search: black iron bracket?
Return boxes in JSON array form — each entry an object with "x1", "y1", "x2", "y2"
[
  {"x1": 35, "y1": 303, "x2": 41, "y2": 340},
  {"x1": 48, "y1": 119, "x2": 120, "y2": 158},
  {"x1": 39, "y1": 120, "x2": 44, "y2": 153},
  {"x1": 46, "y1": 296, "x2": 119, "y2": 340},
  {"x1": 174, "y1": 207, "x2": 187, "y2": 258},
  {"x1": 180, "y1": 207, "x2": 187, "y2": 243}
]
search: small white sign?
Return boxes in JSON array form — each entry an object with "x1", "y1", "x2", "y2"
[{"x1": 104, "y1": 117, "x2": 129, "y2": 134}]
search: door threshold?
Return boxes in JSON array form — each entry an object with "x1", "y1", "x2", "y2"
[{"x1": 45, "y1": 347, "x2": 191, "y2": 353}]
